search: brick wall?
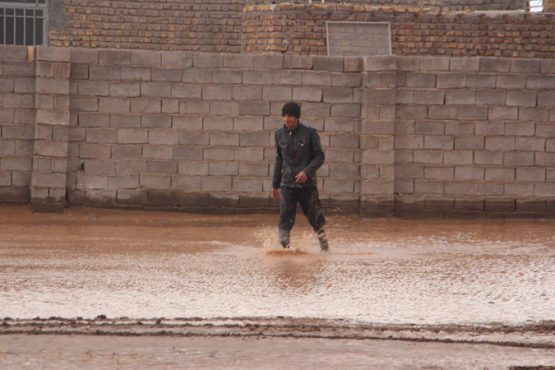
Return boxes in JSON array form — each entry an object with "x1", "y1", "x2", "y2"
[
  {"x1": 49, "y1": 0, "x2": 244, "y2": 53},
  {"x1": 1, "y1": 46, "x2": 553, "y2": 217},
  {"x1": 247, "y1": 0, "x2": 527, "y2": 11},
  {"x1": 242, "y1": 4, "x2": 555, "y2": 59}
]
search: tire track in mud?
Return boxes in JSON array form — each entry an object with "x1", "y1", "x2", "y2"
[{"x1": 2, "y1": 317, "x2": 554, "y2": 349}]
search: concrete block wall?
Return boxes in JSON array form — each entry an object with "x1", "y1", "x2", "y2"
[
  {"x1": 0, "y1": 45, "x2": 553, "y2": 217},
  {"x1": 0, "y1": 47, "x2": 35, "y2": 204},
  {"x1": 394, "y1": 56, "x2": 555, "y2": 217},
  {"x1": 64, "y1": 49, "x2": 363, "y2": 211}
]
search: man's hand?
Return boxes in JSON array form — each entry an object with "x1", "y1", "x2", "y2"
[
  {"x1": 272, "y1": 188, "x2": 280, "y2": 200},
  {"x1": 295, "y1": 171, "x2": 308, "y2": 185}
]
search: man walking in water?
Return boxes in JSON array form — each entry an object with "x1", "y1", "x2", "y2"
[{"x1": 272, "y1": 101, "x2": 329, "y2": 251}]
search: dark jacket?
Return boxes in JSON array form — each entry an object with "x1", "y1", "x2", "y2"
[{"x1": 272, "y1": 122, "x2": 325, "y2": 189}]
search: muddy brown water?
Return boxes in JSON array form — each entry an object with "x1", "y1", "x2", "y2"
[{"x1": 0, "y1": 205, "x2": 554, "y2": 326}]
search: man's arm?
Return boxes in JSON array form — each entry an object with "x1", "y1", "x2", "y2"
[
  {"x1": 272, "y1": 131, "x2": 283, "y2": 189},
  {"x1": 302, "y1": 128, "x2": 325, "y2": 179}
]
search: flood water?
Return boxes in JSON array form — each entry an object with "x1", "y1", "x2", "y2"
[{"x1": 0, "y1": 206, "x2": 553, "y2": 325}]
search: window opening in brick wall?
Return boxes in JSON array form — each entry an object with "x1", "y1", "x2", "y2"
[
  {"x1": 530, "y1": 0, "x2": 543, "y2": 11},
  {"x1": 0, "y1": 0, "x2": 46, "y2": 45}
]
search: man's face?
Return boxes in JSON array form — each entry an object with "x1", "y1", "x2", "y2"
[{"x1": 282, "y1": 114, "x2": 298, "y2": 130}]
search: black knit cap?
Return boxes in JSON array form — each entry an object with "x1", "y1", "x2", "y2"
[{"x1": 282, "y1": 101, "x2": 301, "y2": 119}]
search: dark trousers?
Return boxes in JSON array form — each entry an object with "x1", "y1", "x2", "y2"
[{"x1": 279, "y1": 186, "x2": 326, "y2": 234}]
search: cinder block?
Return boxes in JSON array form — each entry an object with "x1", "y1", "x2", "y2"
[
  {"x1": 171, "y1": 83, "x2": 202, "y2": 99},
  {"x1": 108, "y1": 175, "x2": 139, "y2": 190},
  {"x1": 179, "y1": 100, "x2": 209, "y2": 115},
  {"x1": 511, "y1": 59, "x2": 541, "y2": 73},
  {"x1": 445, "y1": 90, "x2": 475, "y2": 105},
  {"x1": 161, "y1": 51, "x2": 193, "y2": 68},
  {"x1": 204, "y1": 148, "x2": 235, "y2": 161},
  {"x1": 263, "y1": 86, "x2": 292, "y2": 101},
  {"x1": 79, "y1": 143, "x2": 111, "y2": 159},
  {"x1": 179, "y1": 131, "x2": 209, "y2": 146},
  {"x1": 152, "y1": 68, "x2": 182, "y2": 82},
  {"x1": 302, "y1": 71, "x2": 331, "y2": 86},
  {"x1": 173, "y1": 146, "x2": 204, "y2": 161},
  {"x1": 516, "y1": 168, "x2": 545, "y2": 182},
  {"x1": 323, "y1": 87, "x2": 353, "y2": 103},
  {"x1": 458, "y1": 106, "x2": 487, "y2": 120},
  {"x1": 162, "y1": 99, "x2": 178, "y2": 114},
  {"x1": 182, "y1": 68, "x2": 211, "y2": 83},
  {"x1": 120, "y1": 66, "x2": 151, "y2": 81},
  {"x1": 424, "y1": 135, "x2": 453, "y2": 150},
  {"x1": 535, "y1": 183, "x2": 555, "y2": 197},
  {"x1": 233, "y1": 116, "x2": 263, "y2": 131},
  {"x1": 396, "y1": 105, "x2": 426, "y2": 119},
  {"x1": 330, "y1": 103, "x2": 360, "y2": 118},
  {"x1": 86, "y1": 128, "x2": 117, "y2": 143},
  {"x1": 141, "y1": 114, "x2": 171, "y2": 129},
  {"x1": 331, "y1": 134, "x2": 359, "y2": 148},
  {"x1": 130, "y1": 98, "x2": 161, "y2": 114},
  {"x1": 172, "y1": 115, "x2": 202, "y2": 130},
  {"x1": 526, "y1": 76, "x2": 555, "y2": 90},
  {"x1": 488, "y1": 106, "x2": 518, "y2": 120},
  {"x1": 224, "y1": 54, "x2": 253, "y2": 69},
  {"x1": 292, "y1": 87, "x2": 322, "y2": 102},
  {"x1": 474, "y1": 121, "x2": 504, "y2": 135},
  {"x1": 504, "y1": 151, "x2": 535, "y2": 166},
  {"x1": 506, "y1": 90, "x2": 537, "y2": 107},
  {"x1": 363, "y1": 56, "x2": 396, "y2": 72},
  {"x1": 111, "y1": 145, "x2": 142, "y2": 159},
  {"x1": 485, "y1": 137, "x2": 515, "y2": 151},
  {"x1": 78, "y1": 81, "x2": 109, "y2": 96},
  {"x1": 424, "y1": 166, "x2": 453, "y2": 179},
  {"x1": 505, "y1": 184, "x2": 535, "y2": 197},
  {"x1": 536, "y1": 153, "x2": 555, "y2": 167},
  {"x1": 210, "y1": 101, "x2": 240, "y2": 116},
  {"x1": 467, "y1": 74, "x2": 496, "y2": 89},
  {"x1": 201, "y1": 176, "x2": 232, "y2": 192},
  {"x1": 547, "y1": 139, "x2": 555, "y2": 153},
  {"x1": 238, "y1": 101, "x2": 269, "y2": 116},
  {"x1": 476, "y1": 89, "x2": 505, "y2": 105},
  {"x1": 443, "y1": 151, "x2": 473, "y2": 165},
  {"x1": 479, "y1": 57, "x2": 510, "y2": 72},
  {"x1": 36, "y1": 110, "x2": 70, "y2": 126},
  {"x1": 485, "y1": 168, "x2": 514, "y2": 181},
  {"x1": 239, "y1": 163, "x2": 269, "y2": 177},
  {"x1": 178, "y1": 161, "x2": 209, "y2": 176},
  {"x1": 99, "y1": 49, "x2": 130, "y2": 65},
  {"x1": 203, "y1": 116, "x2": 233, "y2": 130},
  {"x1": 239, "y1": 132, "x2": 269, "y2": 147},
  {"x1": 1, "y1": 125, "x2": 34, "y2": 140},
  {"x1": 203, "y1": 85, "x2": 232, "y2": 100},
  {"x1": 515, "y1": 137, "x2": 545, "y2": 151},
  {"x1": 116, "y1": 189, "x2": 147, "y2": 204},
  {"x1": 143, "y1": 144, "x2": 173, "y2": 159},
  {"x1": 243, "y1": 70, "x2": 272, "y2": 85},
  {"x1": 419, "y1": 57, "x2": 449, "y2": 72},
  {"x1": 331, "y1": 73, "x2": 361, "y2": 87},
  {"x1": 413, "y1": 180, "x2": 443, "y2": 194},
  {"x1": 414, "y1": 121, "x2": 444, "y2": 135},
  {"x1": 395, "y1": 135, "x2": 424, "y2": 150},
  {"x1": 3, "y1": 62, "x2": 34, "y2": 77},
  {"x1": 455, "y1": 167, "x2": 484, "y2": 180},
  {"x1": 427, "y1": 105, "x2": 457, "y2": 120},
  {"x1": 171, "y1": 175, "x2": 201, "y2": 191},
  {"x1": 148, "y1": 130, "x2": 179, "y2": 145},
  {"x1": 1, "y1": 156, "x2": 32, "y2": 171},
  {"x1": 414, "y1": 150, "x2": 443, "y2": 164},
  {"x1": 31, "y1": 173, "x2": 66, "y2": 188},
  {"x1": 406, "y1": 73, "x2": 436, "y2": 88},
  {"x1": 474, "y1": 151, "x2": 504, "y2": 165},
  {"x1": 519, "y1": 107, "x2": 549, "y2": 122},
  {"x1": 436, "y1": 74, "x2": 466, "y2": 88},
  {"x1": 98, "y1": 97, "x2": 129, "y2": 114},
  {"x1": 537, "y1": 92, "x2": 555, "y2": 108},
  {"x1": 209, "y1": 132, "x2": 239, "y2": 146},
  {"x1": 505, "y1": 122, "x2": 534, "y2": 136},
  {"x1": 313, "y1": 56, "x2": 343, "y2": 72},
  {"x1": 365, "y1": 89, "x2": 395, "y2": 105},
  {"x1": 141, "y1": 82, "x2": 171, "y2": 98},
  {"x1": 455, "y1": 136, "x2": 484, "y2": 150},
  {"x1": 212, "y1": 70, "x2": 242, "y2": 84},
  {"x1": 476, "y1": 183, "x2": 504, "y2": 196},
  {"x1": 140, "y1": 174, "x2": 171, "y2": 189},
  {"x1": 283, "y1": 55, "x2": 313, "y2": 70},
  {"x1": 35, "y1": 79, "x2": 68, "y2": 95},
  {"x1": 208, "y1": 162, "x2": 238, "y2": 176},
  {"x1": 193, "y1": 53, "x2": 224, "y2": 68},
  {"x1": 110, "y1": 114, "x2": 140, "y2": 128},
  {"x1": 253, "y1": 54, "x2": 283, "y2": 70},
  {"x1": 324, "y1": 118, "x2": 354, "y2": 132},
  {"x1": 0, "y1": 45, "x2": 28, "y2": 62},
  {"x1": 232, "y1": 85, "x2": 262, "y2": 101},
  {"x1": 146, "y1": 160, "x2": 177, "y2": 174},
  {"x1": 130, "y1": 50, "x2": 161, "y2": 67},
  {"x1": 235, "y1": 147, "x2": 264, "y2": 162},
  {"x1": 496, "y1": 74, "x2": 526, "y2": 89}
]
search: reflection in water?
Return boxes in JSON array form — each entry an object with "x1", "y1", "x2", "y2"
[{"x1": 0, "y1": 206, "x2": 554, "y2": 325}]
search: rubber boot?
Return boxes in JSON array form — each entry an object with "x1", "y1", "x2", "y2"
[
  {"x1": 317, "y1": 230, "x2": 329, "y2": 251},
  {"x1": 279, "y1": 229, "x2": 290, "y2": 249}
]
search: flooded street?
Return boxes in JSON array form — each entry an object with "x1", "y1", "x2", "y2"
[{"x1": 0, "y1": 205, "x2": 553, "y2": 325}]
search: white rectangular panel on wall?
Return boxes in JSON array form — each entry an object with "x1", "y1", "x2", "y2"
[{"x1": 326, "y1": 21, "x2": 391, "y2": 57}]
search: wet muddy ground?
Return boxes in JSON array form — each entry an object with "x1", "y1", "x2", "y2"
[{"x1": 0, "y1": 205, "x2": 554, "y2": 368}]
